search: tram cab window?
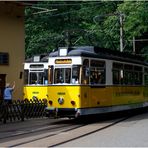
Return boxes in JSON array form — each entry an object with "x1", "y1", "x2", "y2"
[
  {"x1": 54, "y1": 68, "x2": 71, "y2": 84},
  {"x1": 90, "y1": 60, "x2": 105, "y2": 84},
  {"x1": 29, "y1": 73, "x2": 37, "y2": 84},
  {"x1": 48, "y1": 66, "x2": 53, "y2": 84},
  {"x1": 81, "y1": 67, "x2": 89, "y2": 84},
  {"x1": 44, "y1": 69, "x2": 48, "y2": 84},
  {"x1": 24, "y1": 70, "x2": 29, "y2": 84},
  {"x1": 81, "y1": 59, "x2": 89, "y2": 84},
  {"x1": 72, "y1": 65, "x2": 80, "y2": 84},
  {"x1": 29, "y1": 72, "x2": 44, "y2": 85}
]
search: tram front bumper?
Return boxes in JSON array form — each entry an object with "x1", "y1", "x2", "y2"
[{"x1": 45, "y1": 107, "x2": 79, "y2": 118}]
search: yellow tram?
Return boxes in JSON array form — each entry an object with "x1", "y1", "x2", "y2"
[
  {"x1": 24, "y1": 46, "x2": 148, "y2": 118},
  {"x1": 24, "y1": 54, "x2": 49, "y2": 101}
]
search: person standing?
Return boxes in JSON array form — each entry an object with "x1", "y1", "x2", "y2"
[{"x1": 3, "y1": 81, "x2": 15, "y2": 104}]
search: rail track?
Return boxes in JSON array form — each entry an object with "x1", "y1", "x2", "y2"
[{"x1": 0, "y1": 110, "x2": 147, "y2": 147}]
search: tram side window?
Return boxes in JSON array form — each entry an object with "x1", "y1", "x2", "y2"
[
  {"x1": 90, "y1": 60, "x2": 105, "y2": 84},
  {"x1": 144, "y1": 68, "x2": 148, "y2": 85},
  {"x1": 133, "y1": 66, "x2": 143, "y2": 85},
  {"x1": 90, "y1": 68, "x2": 105, "y2": 84},
  {"x1": 113, "y1": 63, "x2": 143, "y2": 85},
  {"x1": 124, "y1": 64, "x2": 133, "y2": 85},
  {"x1": 113, "y1": 70, "x2": 120, "y2": 84},
  {"x1": 113, "y1": 63, "x2": 123, "y2": 84},
  {"x1": 144, "y1": 75, "x2": 148, "y2": 85}
]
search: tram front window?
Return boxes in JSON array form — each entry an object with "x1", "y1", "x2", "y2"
[
  {"x1": 54, "y1": 68, "x2": 71, "y2": 84},
  {"x1": 29, "y1": 72, "x2": 45, "y2": 85},
  {"x1": 72, "y1": 66, "x2": 80, "y2": 84}
]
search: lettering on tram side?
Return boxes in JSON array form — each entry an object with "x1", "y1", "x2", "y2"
[{"x1": 115, "y1": 91, "x2": 140, "y2": 97}]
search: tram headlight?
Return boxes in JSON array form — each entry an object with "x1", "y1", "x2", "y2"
[
  {"x1": 71, "y1": 100, "x2": 76, "y2": 106},
  {"x1": 49, "y1": 100, "x2": 53, "y2": 105},
  {"x1": 43, "y1": 98, "x2": 47, "y2": 104},
  {"x1": 58, "y1": 97, "x2": 64, "y2": 105}
]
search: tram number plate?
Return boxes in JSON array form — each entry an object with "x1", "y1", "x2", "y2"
[{"x1": 57, "y1": 92, "x2": 65, "y2": 95}]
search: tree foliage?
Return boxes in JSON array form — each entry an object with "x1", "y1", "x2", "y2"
[{"x1": 25, "y1": 1, "x2": 148, "y2": 59}]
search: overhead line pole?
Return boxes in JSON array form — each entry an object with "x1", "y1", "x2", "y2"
[
  {"x1": 94, "y1": 12, "x2": 125, "y2": 52},
  {"x1": 133, "y1": 36, "x2": 136, "y2": 54},
  {"x1": 119, "y1": 13, "x2": 124, "y2": 52}
]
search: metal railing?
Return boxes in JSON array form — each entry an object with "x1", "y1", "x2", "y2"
[{"x1": 0, "y1": 99, "x2": 47, "y2": 124}]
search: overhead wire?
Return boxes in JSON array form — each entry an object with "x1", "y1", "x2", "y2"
[
  {"x1": 29, "y1": 1, "x2": 104, "y2": 7},
  {"x1": 27, "y1": 1, "x2": 143, "y2": 52},
  {"x1": 29, "y1": 3, "x2": 102, "y2": 18}
]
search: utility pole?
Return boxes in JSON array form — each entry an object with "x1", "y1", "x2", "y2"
[
  {"x1": 119, "y1": 13, "x2": 124, "y2": 52},
  {"x1": 132, "y1": 36, "x2": 136, "y2": 54},
  {"x1": 94, "y1": 12, "x2": 125, "y2": 52}
]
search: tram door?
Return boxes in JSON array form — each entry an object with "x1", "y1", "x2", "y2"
[{"x1": 0, "y1": 74, "x2": 6, "y2": 100}]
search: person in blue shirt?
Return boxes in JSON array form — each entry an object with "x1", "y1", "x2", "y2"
[{"x1": 4, "y1": 81, "x2": 15, "y2": 104}]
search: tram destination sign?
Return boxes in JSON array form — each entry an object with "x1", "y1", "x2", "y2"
[{"x1": 55, "y1": 59, "x2": 72, "y2": 64}]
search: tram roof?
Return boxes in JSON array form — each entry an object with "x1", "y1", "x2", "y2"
[
  {"x1": 49, "y1": 46, "x2": 148, "y2": 66},
  {"x1": 25, "y1": 53, "x2": 49, "y2": 63}
]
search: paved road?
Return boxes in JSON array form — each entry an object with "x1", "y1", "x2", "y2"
[
  {"x1": 59, "y1": 111, "x2": 148, "y2": 147},
  {"x1": 1, "y1": 110, "x2": 148, "y2": 147}
]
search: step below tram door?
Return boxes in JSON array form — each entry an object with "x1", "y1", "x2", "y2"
[{"x1": 0, "y1": 74, "x2": 6, "y2": 100}]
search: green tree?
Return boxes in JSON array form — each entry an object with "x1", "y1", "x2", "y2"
[{"x1": 25, "y1": 1, "x2": 148, "y2": 59}]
